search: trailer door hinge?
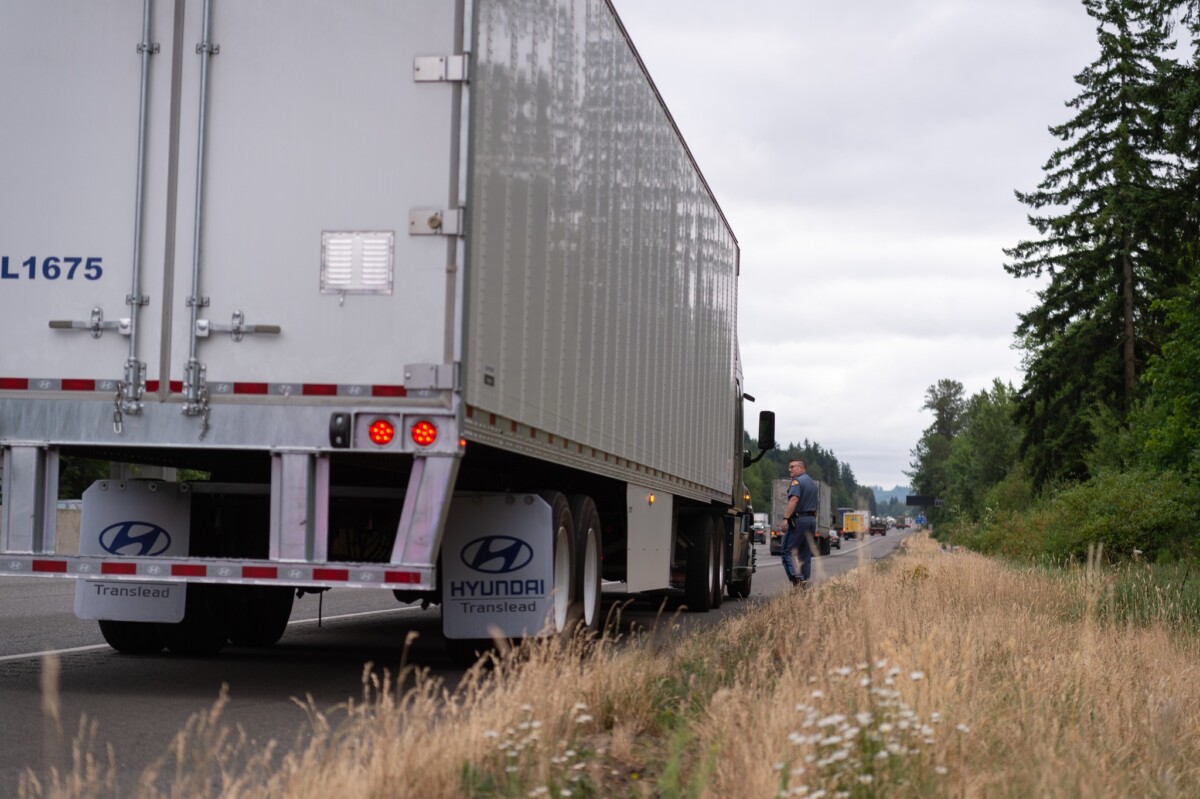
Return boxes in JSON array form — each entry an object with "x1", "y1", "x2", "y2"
[
  {"x1": 413, "y1": 54, "x2": 470, "y2": 83},
  {"x1": 409, "y1": 208, "x2": 464, "y2": 237}
]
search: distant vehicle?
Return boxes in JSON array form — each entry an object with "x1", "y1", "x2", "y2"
[
  {"x1": 752, "y1": 512, "x2": 769, "y2": 544},
  {"x1": 870, "y1": 517, "x2": 888, "y2": 536},
  {"x1": 842, "y1": 510, "x2": 869, "y2": 539},
  {"x1": 769, "y1": 525, "x2": 784, "y2": 556}
]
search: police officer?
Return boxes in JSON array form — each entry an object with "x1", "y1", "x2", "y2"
[{"x1": 782, "y1": 459, "x2": 818, "y2": 586}]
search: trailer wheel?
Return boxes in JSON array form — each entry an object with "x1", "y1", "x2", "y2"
[
  {"x1": 157, "y1": 584, "x2": 228, "y2": 655},
  {"x1": 568, "y1": 495, "x2": 603, "y2": 635},
  {"x1": 709, "y1": 518, "x2": 725, "y2": 610},
  {"x1": 683, "y1": 514, "x2": 712, "y2": 612},
  {"x1": 539, "y1": 492, "x2": 578, "y2": 635},
  {"x1": 222, "y1": 586, "x2": 295, "y2": 647},
  {"x1": 98, "y1": 620, "x2": 164, "y2": 655}
]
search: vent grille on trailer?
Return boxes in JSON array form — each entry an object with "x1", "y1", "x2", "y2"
[{"x1": 320, "y1": 230, "x2": 395, "y2": 294}]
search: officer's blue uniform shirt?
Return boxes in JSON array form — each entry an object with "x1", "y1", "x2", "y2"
[{"x1": 787, "y1": 473, "x2": 819, "y2": 513}]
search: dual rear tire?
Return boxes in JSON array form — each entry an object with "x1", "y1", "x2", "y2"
[
  {"x1": 98, "y1": 584, "x2": 295, "y2": 656},
  {"x1": 684, "y1": 515, "x2": 725, "y2": 612}
]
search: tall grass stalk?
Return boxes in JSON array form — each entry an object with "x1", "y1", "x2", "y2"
[{"x1": 23, "y1": 533, "x2": 1200, "y2": 798}]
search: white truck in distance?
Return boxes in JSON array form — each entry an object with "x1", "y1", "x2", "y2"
[{"x1": 0, "y1": 0, "x2": 773, "y2": 657}]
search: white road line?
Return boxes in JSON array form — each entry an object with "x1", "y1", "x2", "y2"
[
  {"x1": 287, "y1": 605, "x2": 424, "y2": 626},
  {"x1": 0, "y1": 605, "x2": 426, "y2": 664},
  {"x1": 0, "y1": 644, "x2": 109, "y2": 664}
]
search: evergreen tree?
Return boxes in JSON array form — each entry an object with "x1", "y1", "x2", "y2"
[
  {"x1": 906, "y1": 379, "x2": 966, "y2": 520},
  {"x1": 942, "y1": 380, "x2": 1023, "y2": 519},
  {"x1": 1004, "y1": 0, "x2": 1180, "y2": 487}
]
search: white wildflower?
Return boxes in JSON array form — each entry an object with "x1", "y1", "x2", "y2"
[
  {"x1": 836, "y1": 666, "x2": 852, "y2": 677},
  {"x1": 910, "y1": 670, "x2": 925, "y2": 681},
  {"x1": 858, "y1": 774, "x2": 875, "y2": 785},
  {"x1": 574, "y1": 714, "x2": 593, "y2": 724},
  {"x1": 484, "y1": 730, "x2": 499, "y2": 739},
  {"x1": 956, "y1": 723, "x2": 971, "y2": 734},
  {"x1": 859, "y1": 677, "x2": 871, "y2": 687},
  {"x1": 930, "y1": 711, "x2": 942, "y2": 723},
  {"x1": 856, "y1": 712, "x2": 873, "y2": 726},
  {"x1": 810, "y1": 690, "x2": 825, "y2": 699},
  {"x1": 935, "y1": 766, "x2": 949, "y2": 775}
]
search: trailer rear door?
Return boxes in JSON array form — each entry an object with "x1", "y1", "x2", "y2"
[{"x1": 1, "y1": 1, "x2": 462, "y2": 401}]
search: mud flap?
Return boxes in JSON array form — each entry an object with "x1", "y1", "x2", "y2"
[
  {"x1": 440, "y1": 494, "x2": 554, "y2": 640},
  {"x1": 74, "y1": 481, "x2": 191, "y2": 623}
]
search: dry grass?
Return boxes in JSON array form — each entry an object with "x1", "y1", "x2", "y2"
[{"x1": 23, "y1": 533, "x2": 1200, "y2": 798}]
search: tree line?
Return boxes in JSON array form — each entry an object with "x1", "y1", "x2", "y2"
[{"x1": 909, "y1": 0, "x2": 1200, "y2": 561}]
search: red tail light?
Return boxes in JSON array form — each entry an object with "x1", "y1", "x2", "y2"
[
  {"x1": 368, "y1": 419, "x2": 396, "y2": 445},
  {"x1": 410, "y1": 420, "x2": 437, "y2": 446}
]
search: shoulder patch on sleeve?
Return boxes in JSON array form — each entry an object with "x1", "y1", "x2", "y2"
[{"x1": 790, "y1": 480, "x2": 798, "y2": 486}]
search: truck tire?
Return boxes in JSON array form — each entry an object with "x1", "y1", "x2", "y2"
[
  {"x1": 157, "y1": 584, "x2": 228, "y2": 656},
  {"x1": 568, "y1": 495, "x2": 603, "y2": 635},
  {"x1": 98, "y1": 620, "x2": 164, "y2": 655},
  {"x1": 539, "y1": 492, "x2": 578, "y2": 636},
  {"x1": 818, "y1": 536, "x2": 831, "y2": 557},
  {"x1": 683, "y1": 514, "x2": 712, "y2": 612},
  {"x1": 222, "y1": 586, "x2": 295, "y2": 647},
  {"x1": 709, "y1": 518, "x2": 725, "y2": 610},
  {"x1": 728, "y1": 525, "x2": 753, "y2": 599}
]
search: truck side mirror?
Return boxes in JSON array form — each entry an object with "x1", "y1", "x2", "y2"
[{"x1": 757, "y1": 411, "x2": 776, "y2": 451}]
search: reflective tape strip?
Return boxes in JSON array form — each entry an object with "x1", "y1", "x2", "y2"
[
  {"x1": 385, "y1": 571, "x2": 421, "y2": 584},
  {"x1": 3, "y1": 378, "x2": 408, "y2": 397},
  {"x1": 101, "y1": 562, "x2": 138, "y2": 575},
  {"x1": 172, "y1": 564, "x2": 206, "y2": 577},
  {"x1": 0, "y1": 556, "x2": 434, "y2": 590}
]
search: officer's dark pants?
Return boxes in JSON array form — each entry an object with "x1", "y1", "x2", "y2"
[{"x1": 781, "y1": 516, "x2": 815, "y2": 583}]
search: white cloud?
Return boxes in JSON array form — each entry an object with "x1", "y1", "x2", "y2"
[{"x1": 612, "y1": 0, "x2": 1094, "y2": 486}]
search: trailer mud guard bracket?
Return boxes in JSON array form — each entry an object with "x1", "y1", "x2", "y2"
[
  {"x1": 1, "y1": 445, "x2": 61, "y2": 554},
  {"x1": 269, "y1": 451, "x2": 330, "y2": 563},
  {"x1": 391, "y1": 455, "x2": 460, "y2": 567}
]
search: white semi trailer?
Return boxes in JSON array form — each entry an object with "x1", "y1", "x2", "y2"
[{"x1": 0, "y1": 0, "x2": 773, "y2": 656}]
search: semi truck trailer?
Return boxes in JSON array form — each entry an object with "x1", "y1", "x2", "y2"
[{"x1": 0, "y1": 0, "x2": 772, "y2": 656}]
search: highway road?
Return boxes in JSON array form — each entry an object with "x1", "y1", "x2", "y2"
[{"x1": 0, "y1": 530, "x2": 912, "y2": 795}]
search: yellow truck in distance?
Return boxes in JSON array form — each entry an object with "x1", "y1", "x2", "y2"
[{"x1": 841, "y1": 510, "x2": 869, "y2": 540}]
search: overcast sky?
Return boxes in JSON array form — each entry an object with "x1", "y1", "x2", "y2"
[{"x1": 609, "y1": 0, "x2": 1102, "y2": 488}]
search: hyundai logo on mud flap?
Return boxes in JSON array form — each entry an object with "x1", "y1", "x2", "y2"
[
  {"x1": 98, "y1": 521, "x2": 172, "y2": 557},
  {"x1": 460, "y1": 536, "x2": 534, "y2": 574}
]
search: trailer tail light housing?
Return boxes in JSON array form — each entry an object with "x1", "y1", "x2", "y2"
[
  {"x1": 410, "y1": 420, "x2": 437, "y2": 447},
  {"x1": 368, "y1": 419, "x2": 396, "y2": 445}
]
